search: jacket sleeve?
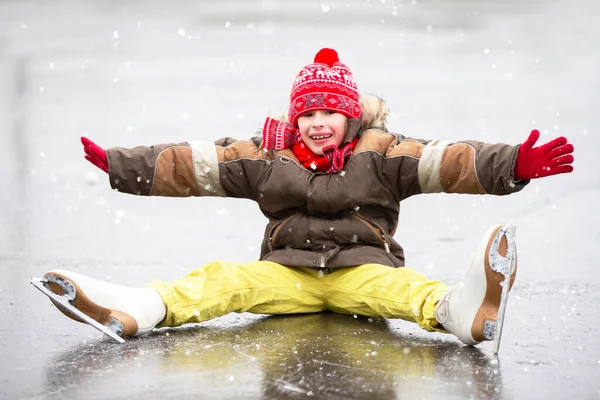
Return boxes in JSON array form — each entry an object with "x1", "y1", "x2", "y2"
[
  {"x1": 382, "y1": 134, "x2": 529, "y2": 201},
  {"x1": 106, "y1": 137, "x2": 270, "y2": 199}
]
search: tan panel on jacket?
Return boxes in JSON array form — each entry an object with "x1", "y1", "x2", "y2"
[
  {"x1": 440, "y1": 143, "x2": 487, "y2": 194},
  {"x1": 354, "y1": 129, "x2": 395, "y2": 155},
  {"x1": 151, "y1": 147, "x2": 200, "y2": 197},
  {"x1": 216, "y1": 141, "x2": 271, "y2": 162},
  {"x1": 387, "y1": 140, "x2": 425, "y2": 158}
]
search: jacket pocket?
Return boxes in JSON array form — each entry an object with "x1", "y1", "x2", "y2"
[
  {"x1": 268, "y1": 215, "x2": 295, "y2": 252},
  {"x1": 351, "y1": 212, "x2": 391, "y2": 254}
]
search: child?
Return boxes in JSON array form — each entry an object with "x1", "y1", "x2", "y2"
[{"x1": 32, "y1": 48, "x2": 574, "y2": 351}]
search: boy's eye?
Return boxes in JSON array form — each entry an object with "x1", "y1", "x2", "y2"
[{"x1": 300, "y1": 110, "x2": 336, "y2": 119}]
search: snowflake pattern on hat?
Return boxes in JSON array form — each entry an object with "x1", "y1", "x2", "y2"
[{"x1": 304, "y1": 93, "x2": 327, "y2": 108}]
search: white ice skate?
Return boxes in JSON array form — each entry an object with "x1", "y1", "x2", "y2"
[
  {"x1": 435, "y1": 224, "x2": 517, "y2": 356},
  {"x1": 31, "y1": 270, "x2": 166, "y2": 343}
]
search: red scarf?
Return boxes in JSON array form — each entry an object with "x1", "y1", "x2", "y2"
[
  {"x1": 262, "y1": 116, "x2": 358, "y2": 173},
  {"x1": 291, "y1": 139, "x2": 358, "y2": 173}
]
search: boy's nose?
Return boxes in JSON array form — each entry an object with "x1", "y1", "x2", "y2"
[{"x1": 312, "y1": 111, "x2": 325, "y2": 127}]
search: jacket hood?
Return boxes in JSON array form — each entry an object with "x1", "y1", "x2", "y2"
[{"x1": 358, "y1": 94, "x2": 389, "y2": 132}]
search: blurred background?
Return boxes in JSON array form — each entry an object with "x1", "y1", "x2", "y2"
[{"x1": 0, "y1": 0, "x2": 598, "y2": 398}]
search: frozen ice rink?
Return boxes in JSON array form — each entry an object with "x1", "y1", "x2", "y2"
[{"x1": 1, "y1": 0, "x2": 598, "y2": 398}]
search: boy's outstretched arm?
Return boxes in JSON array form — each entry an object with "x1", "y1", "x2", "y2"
[
  {"x1": 79, "y1": 136, "x2": 270, "y2": 199},
  {"x1": 386, "y1": 129, "x2": 575, "y2": 200},
  {"x1": 80, "y1": 136, "x2": 221, "y2": 197}
]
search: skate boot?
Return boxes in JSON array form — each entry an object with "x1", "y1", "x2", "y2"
[
  {"x1": 435, "y1": 224, "x2": 517, "y2": 355},
  {"x1": 31, "y1": 270, "x2": 166, "y2": 343}
]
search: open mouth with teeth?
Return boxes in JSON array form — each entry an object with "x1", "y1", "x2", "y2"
[{"x1": 309, "y1": 134, "x2": 333, "y2": 141}]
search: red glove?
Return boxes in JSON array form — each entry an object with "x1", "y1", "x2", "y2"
[
  {"x1": 81, "y1": 136, "x2": 108, "y2": 173},
  {"x1": 514, "y1": 129, "x2": 574, "y2": 180}
]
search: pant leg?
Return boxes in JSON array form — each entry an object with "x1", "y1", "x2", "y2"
[
  {"x1": 148, "y1": 261, "x2": 326, "y2": 328},
  {"x1": 323, "y1": 264, "x2": 448, "y2": 332}
]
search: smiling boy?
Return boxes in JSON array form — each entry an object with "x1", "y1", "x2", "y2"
[{"x1": 33, "y1": 48, "x2": 574, "y2": 352}]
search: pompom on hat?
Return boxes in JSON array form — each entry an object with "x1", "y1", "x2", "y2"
[{"x1": 288, "y1": 48, "x2": 361, "y2": 127}]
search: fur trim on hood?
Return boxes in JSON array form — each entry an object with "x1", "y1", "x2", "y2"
[{"x1": 358, "y1": 95, "x2": 389, "y2": 132}]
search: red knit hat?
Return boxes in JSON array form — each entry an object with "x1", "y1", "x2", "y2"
[{"x1": 288, "y1": 48, "x2": 361, "y2": 127}]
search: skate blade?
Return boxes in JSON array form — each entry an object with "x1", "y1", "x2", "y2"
[
  {"x1": 488, "y1": 225, "x2": 517, "y2": 357},
  {"x1": 31, "y1": 277, "x2": 126, "y2": 344}
]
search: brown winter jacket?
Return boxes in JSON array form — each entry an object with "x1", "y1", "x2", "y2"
[{"x1": 106, "y1": 97, "x2": 528, "y2": 272}]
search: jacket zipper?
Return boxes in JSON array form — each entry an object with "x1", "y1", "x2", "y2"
[{"x1": 351, "y1": 212, "x2": 391, "y2": 254}]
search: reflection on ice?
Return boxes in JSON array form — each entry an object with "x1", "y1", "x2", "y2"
[{"x1": 45, "y1": 313, "x2": 503, "y2": 399}]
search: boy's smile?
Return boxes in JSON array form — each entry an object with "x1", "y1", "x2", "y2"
[{"x1": 297, "y1": 110, "x2": 348, "y2": 155}]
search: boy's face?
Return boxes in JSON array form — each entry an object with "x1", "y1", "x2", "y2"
[{"x1": 297, "y1": 110, "x2": 348, "y2": 155}]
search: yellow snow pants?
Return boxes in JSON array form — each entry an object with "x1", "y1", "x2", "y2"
[{"x1": 148, "y1": 261, "x2": 448, "y2": 332}]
